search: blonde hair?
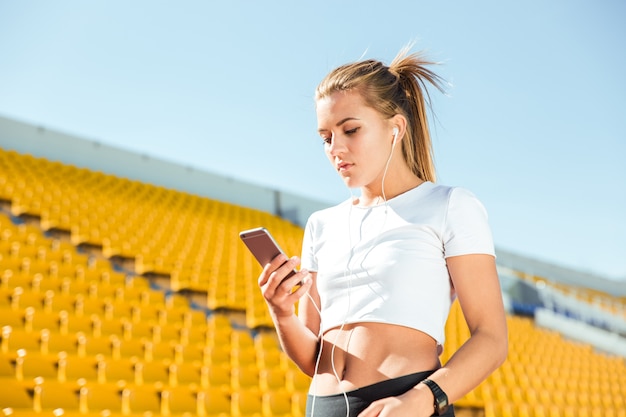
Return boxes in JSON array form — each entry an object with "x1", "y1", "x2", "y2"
[{"x1": 315, "y1": 46, "x2": 447, "y2": 182}]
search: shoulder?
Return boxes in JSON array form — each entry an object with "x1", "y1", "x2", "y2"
[
  {"x1": 422, "y1": 182, "x2": 486, "y2": 212},
  {"x1": 427, "y1": 182, "x2": 479, "y2": 200},
  {"x1": 304, "y1": 198, "x2": 351, "y2": 229},
  {"x1": 407, "y1": 182, "x2": 479, "y2": 210}
]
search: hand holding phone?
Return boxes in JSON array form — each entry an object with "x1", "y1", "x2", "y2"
[{"x1": 239, "y1": 227, "x2": 297, "y2": 280}]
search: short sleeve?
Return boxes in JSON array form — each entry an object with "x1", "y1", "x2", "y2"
[
  {"x1": 300, "y1": 215, "x2": 318, "y2": 271},
  {"x1": 442, "y1": 187, "x2": 495, "y2": 258}
]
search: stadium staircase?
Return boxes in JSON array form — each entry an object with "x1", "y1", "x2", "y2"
[{"x1": 0, "y1": 148, "x2": 624, "y2": 417}]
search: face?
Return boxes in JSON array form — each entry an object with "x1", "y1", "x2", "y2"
[{"x1": 316, "y1": 90, "x2": 395, "y2": 190}]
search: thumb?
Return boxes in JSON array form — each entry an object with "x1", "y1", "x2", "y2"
[{"x1": 357, "y1": 402, "x2": 383, "y2": 417}]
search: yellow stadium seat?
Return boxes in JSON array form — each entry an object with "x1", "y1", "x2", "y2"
[
  {"x1": 204, "y1": 344, "x2": 231, "y2": 368},
  {"x1": 120, "y1": 319, "x2": 151, "y2": 341},
  {"x1": 256, "y1": 348, "x2": 285, "y2": 370},
  {"x1": 32, "y1": 377, "x2": 80, "y2": 413},
  {"x1": 232, "y1": 330, "x2": 255, "y2": 349},
  {"x1": 207, "y1": 330, "x2": 232, "y2": 352},
  {"x1": 232, "y1": 346, "x2": 258, "y2": 369},
  {"x1": 173, "y1": 342, "x2": 205, "y2": 364},
  {"x1": 134, "y1": 360, "x2": 168, "y2": 385},
  {"x1": 29, "y1": 273, "x2": 60, "y2": 293},
  {"x1": 231, "y1": 365, "x2": 261, "y2": 392},
  {"x1": 121, "y1": 384, "x2": 162, "y2": 415},
  {"x1": 57, "y1": 352, "x2": 98, "y2": 383},
  {"x1": 285, "y1": 369, "x2": 311, "y2": 394},
  {"x1": 42, "y1": 291, "x2": 73, "y2": 314},
  {"x1": 198, "y1": 387, "x2": 231, "y2": 417},
  {"x1": 73, "y1": 295, "x2": 104, "y2": 317},
  {"x1": 39, "y1": 329, "x2": 78, "y2": 356},
  {"x1": 259, "y1": 368, "x2": 287, "y2": 392},
  {"x1": 78, "y1": 383, "x2": 123, "y2": 414},
  {"x1": 152, "y1": 323, "x2": 180, "y2": 345},
  {"x1": 205, "y1": 363, "x2": 232, "y2": 393},
  {"x1": 1, "y1": 270, "x2": 32, "y2": 290},
  {"x1": 231, "y1": 389, "x2": 262, "y2": 417},
  {"x1": 93, "y1": 316, "x2": 123, "y2": 338},
  {"x1": 292, "y1": 392, "x2": 307, "y2": 417},
  {"x1": 13, "y1": 349, "x2": 57, "y2": 381},
  {"x1": 0, "y1": 378, "x2": 34, "y2": 410},
  {"x1": 129, "y1": 302, "x2": 161, "y2": 324},
  {"x1": 0, "y1": 287, "x2": 12, "y2": 308},
  {"x1": 10, "y1": 287, "x2": 43, "y2": 310},
  {"x1": 179, "y1": 324, "x2": 208, "y2": 346},
  {"x1": 262, "y1": 389, "x2": 294, "y2": 417},
  {"x1": 0, "y1": 353, "x2": 15, "y2": 377},
  {"x1": 59, "y1": 312, "x2": 93, "y2": 335},
  {"x1": 168, "y1": 362, "x2": 203, "y2": 387},
  {"x1": 113, "y1": 336, "x2": 147, "y2": 359},
  {"x1": 161, "y1": 385, "x2": 199, "y2": 415},
  {"x1": 0, "y1": 307, "x2": 25, "y2": 329},
  {"x1": 144, "y1": 340, "x2": 173, "y2": 362},
  {"x1": 23, "y1": 307, "x2": 59, "y2": 332},
  {"x1": 76, "y1": 333, "x2": 112, "y2": 357},
  {"x1": 96, "y1": 357, "x2": 136, "y2": 385}
]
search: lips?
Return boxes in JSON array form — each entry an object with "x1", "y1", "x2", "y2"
[{"x1": 337, "y1": 161, "x2": 353, "y2": 172}]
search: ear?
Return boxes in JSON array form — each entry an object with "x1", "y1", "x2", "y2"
[{"x1": 390, "y1": 114, "x2": 408, "y2": 143}]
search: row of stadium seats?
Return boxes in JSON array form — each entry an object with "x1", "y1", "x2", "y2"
[
  {"x1": 1, "y1": 147, "x2": 626, "y2": 417},
  {"x1": 0, "y1": 148, "x2": 303, "y2": 329},
  {"x1": 1, "y1": 377, "x2": 306, "y2": 417},
  {"x1": 1, "y1": 349, "x2": 308, "y2": 393}
]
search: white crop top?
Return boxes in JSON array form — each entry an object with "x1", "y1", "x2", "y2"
[{"x1": 300, "y1": 181, "x2": 495, "y2": 346}]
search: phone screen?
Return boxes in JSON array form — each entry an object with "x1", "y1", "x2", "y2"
[{"x1": 239, "y1": 227, "x2": 297, "y2": 279}]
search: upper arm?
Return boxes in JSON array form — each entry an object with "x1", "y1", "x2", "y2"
[
  {"x1": 446, "y1": 254, "x2": 507, "y2": 340},
  {"x1": 298, "y1": 271, "x2": 321, "y2": 337}
]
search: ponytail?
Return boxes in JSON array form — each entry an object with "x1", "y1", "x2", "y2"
[{"x1": 316, "y1": 45, "x2": 447, "y2": 182}]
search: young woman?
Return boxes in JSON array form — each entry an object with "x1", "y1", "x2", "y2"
[{"x1": 257, "y1": 46, "x2": 508, "y2": 417}]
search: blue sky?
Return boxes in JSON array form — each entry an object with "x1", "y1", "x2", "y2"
[{"x1": 0, "y1": 1, "x2": 624, "y2": 280}]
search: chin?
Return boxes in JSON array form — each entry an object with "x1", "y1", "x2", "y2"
[{"x1": 342, "y1": 178, "x2": 358, "y2": 189}]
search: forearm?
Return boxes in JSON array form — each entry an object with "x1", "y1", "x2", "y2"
[
  {"x1": 433, "y1": 254, "x2": 508, "y2": 403},
  {"x1": 272, "y1": 312, "x2": 320, "y2": 377},
  {"x1": 425, "y1": 328, "x2": 508, "y2": 403}
]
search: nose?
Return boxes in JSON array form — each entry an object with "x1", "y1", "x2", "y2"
[{"x1": 327, "y1": 133, "x2": 346, "y2": 157}]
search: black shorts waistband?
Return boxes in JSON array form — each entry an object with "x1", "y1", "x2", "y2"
[
  {"x1": 312, "y1": 369, "x2": 435, "y2": 400},
  {"x1": 306, "y1": 370, "x2": 455, "y2": 417}
]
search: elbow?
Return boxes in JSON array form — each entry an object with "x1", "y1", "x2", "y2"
[
  {"x1": 477, "y1": 325, "x2": 508, "y2": 370},
  {"x1": 495, "y1": 336, "x2": 508, "y2": 368},
  {"x1": 296, "y1": 365, "x2": 314, "y2": 378},
  {"x1": 493, "y1": 327, "x2": 509, "y2": 368}
]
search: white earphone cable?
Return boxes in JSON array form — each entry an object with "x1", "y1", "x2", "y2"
[{"x1": 310, "y1": 133, "x2": 396, "y2": 417}]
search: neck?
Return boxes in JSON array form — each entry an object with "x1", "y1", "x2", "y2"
[{"x1": 357, "y1": 174, "x2": 424, "y2": 207}]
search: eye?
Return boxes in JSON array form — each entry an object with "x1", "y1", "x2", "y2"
[
  {"x1": 320, "y1": 135, "x2": 332, "y2": 145},
  {"x1": 344, "y1": 127, "x2": 359, "y2": 135}
]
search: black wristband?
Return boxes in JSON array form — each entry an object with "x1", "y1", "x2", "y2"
[{"x1": 421, "y1": 378, "x2": 449, "y2": 415}]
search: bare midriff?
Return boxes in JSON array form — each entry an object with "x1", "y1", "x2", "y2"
[{"x1": 309, "y1": 322, "x2": 441, "y2": 396}]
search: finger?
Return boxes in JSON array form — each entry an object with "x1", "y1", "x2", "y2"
[
  {"x1": 277, "y1": 255, "x2": 301, "y2": 278},
  {"x1": 264, "y1": 257, "x2": 302, "y2": 300},
  {"x1": 258, "y1": 253, "x2": 288, "y2": 287},
  {"x1": 281, "y1": 268, "x2": 309, "y2": 294},
  {"x1": 288, "y1": 272, "x2": 313, "y2": 298},
  {"x1": 270, "y1": 256, "x2": 300, "y2": 288}
]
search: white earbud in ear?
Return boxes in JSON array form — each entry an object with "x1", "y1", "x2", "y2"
[{"x1": 392, "y1": 127, "x2": 399, "y2": 144}]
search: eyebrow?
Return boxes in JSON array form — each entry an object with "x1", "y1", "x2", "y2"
[{"x1": 318, "y1": 117, "x2": 360, "y2": 133}]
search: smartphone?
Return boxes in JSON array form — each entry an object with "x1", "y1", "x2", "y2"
[{"x1": 239, "y1": 227, "x2": 297, "y2": 280}]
